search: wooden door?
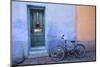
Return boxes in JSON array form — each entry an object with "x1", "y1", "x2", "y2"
[{"x1": 30, "y1": 9, "x2": 45, "y2": 47}]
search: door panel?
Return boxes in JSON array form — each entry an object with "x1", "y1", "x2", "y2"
[{"x1": 30, "y1": 9, "x2": 45, "y2": 47}]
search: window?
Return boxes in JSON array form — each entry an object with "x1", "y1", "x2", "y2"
[{"x1": 30, "y1": 8, "x2": 44, "y2": 32}]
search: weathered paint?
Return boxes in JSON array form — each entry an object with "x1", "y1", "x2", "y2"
[
  {"x1": 76, "y1": 6, "x2": 96, "y2": 41},
  {"x1": 12, "y1": 1, "x2": 76, "y2": 63}
]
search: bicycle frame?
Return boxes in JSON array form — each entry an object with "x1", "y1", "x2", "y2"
[{"x1": 49, "y1": 35, "x2": 86, "y2": 61}]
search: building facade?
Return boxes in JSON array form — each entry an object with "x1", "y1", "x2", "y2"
[{"x1": 12, "y1": 1, "x2": 96, "y2": 64}]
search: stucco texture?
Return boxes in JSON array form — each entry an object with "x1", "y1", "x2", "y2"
[
  {"x1": 76, "y1": 6, "x2": 96, "y2": 41},
  {"x1": 12, "y1": 1, "x2": 76, "y2": 64}
]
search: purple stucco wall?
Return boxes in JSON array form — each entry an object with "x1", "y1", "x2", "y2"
[{"x1": 12, "y1": 1, "x2": 76, "y2": 63}]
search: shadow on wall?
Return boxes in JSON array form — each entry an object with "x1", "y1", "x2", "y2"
[
  {"x1": 78, "y1": 40, "x2": 96, "y2": 52},
  {"x1": 12, "y1": 41, "x2": 25, "y2": 64}
]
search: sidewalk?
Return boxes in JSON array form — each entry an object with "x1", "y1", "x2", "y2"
[{"x1": 17, "y1": 51, "x2": 96, "y2": 65}]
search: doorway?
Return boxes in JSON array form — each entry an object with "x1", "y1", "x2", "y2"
[{"x1": 29, "y1": 7, "x2": 45, "y2": 48}]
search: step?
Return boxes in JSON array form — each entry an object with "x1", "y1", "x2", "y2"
[
  {"x1": 30, "y1": 46, "x2": 46, "y2": 51},
  {"x1": 28, "y1": 47, "x2": 49, "y2": 58}
]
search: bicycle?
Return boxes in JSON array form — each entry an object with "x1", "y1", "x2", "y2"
[{"x1": 49, "y1": 35, "x2": 86, "y2": 61}]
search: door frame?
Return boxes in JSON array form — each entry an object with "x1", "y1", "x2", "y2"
[{"x1": 27, "y1": 5, "x2": 46, "y2": 50}]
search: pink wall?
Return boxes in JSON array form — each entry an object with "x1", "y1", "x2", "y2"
[
  {"x1": 76, "y1": 6, "x2": 96, "y2": 51},
  {"x1": 76, "y1": 6, "x2": 96, "y2": 41}
]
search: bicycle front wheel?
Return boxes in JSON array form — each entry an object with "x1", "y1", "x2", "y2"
[{"x1": 75, "y1": 44, "x2": 85, "y2": 58}]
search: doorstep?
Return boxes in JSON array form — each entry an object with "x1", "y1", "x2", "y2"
[{"x1": 28, "y1": 46, "x2": 49, "y2": 58}]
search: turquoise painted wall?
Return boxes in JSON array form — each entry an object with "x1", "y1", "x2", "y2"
[{"x1": 12, "y1": 1, "x2": 76, "y2": 63}]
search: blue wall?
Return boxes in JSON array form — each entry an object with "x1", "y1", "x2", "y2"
[{"x1": 12, "y1": 1, "x2": 76, "y2": 63}]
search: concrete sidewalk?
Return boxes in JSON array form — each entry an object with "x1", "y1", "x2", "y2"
[{"x1": 17, "y1": 51, "x2": 96, "y2": 65}]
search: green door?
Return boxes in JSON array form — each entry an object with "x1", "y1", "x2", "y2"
[{"x1": 30, "y1": 9, "x2": 45, "y2": 47}]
